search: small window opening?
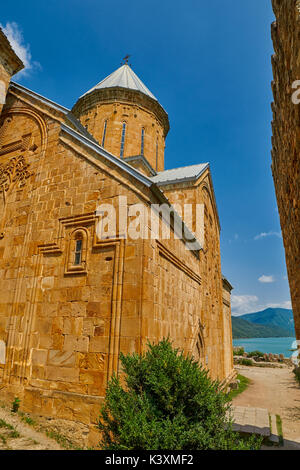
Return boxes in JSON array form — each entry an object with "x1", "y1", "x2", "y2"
[
  {"x1": 102, "y1": 120, "x2": 107, "y2": 147},
  {"x1": 74, "y1": 239, "x2": 83, "y2": 265},
  {"x1": 141, "y1": 127, "x2": 145, "y2": 155},
  {"x1": 120, "y1": 122, "x2": 126, "y2": 157}
]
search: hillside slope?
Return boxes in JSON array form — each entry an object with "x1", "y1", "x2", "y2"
[
  {"x1": 232, "y1": 316, "x2": 292, "y2": 339},
  {"x1": 240, "y1": 308, "x2": 295, "y2": 335}
]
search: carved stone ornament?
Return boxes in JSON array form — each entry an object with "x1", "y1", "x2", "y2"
[
  {"x1": 0, "y1": 155, "x2": 31, "y2": 199},
  {"x1": 0, "y1": 155, "x2": 32, "y2": 238}
]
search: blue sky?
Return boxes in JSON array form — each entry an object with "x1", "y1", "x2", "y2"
[{"x1": 1, "y1": 0, "x2": 291, "y2": 315}]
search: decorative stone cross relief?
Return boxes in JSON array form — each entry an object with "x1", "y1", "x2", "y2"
[
  {"x1": 0, "y1": 155, "x2": 32, "y2": 239},
  {"x1": 0, "y1": 155, "x2": 31, "y2": 203}
]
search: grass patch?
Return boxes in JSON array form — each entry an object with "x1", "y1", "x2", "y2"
[
  {"x1": 0, "y1": 419, "x2": 21, "y2": 441},
  {"x1": 23, "y1": 416, "x2": 35, "y2": 426},
  {"x1": 235, "y1": 358, "x2": 253, "y2": 366},
  {"x1": 227, "y1": 374, "x2": 251, "y2": 401},
  {"x1": 0, "y1": 419, "x2": 14, "y2": 430},
  {"x1": 18, "y1": 412, "x2": 36, "y2": 427},
  {"x1": 46, "y1": 430, "x2": 83, "y2": 450},
  {"x1": 276, "y1": 414, "x2": 284, "y2": 446}
]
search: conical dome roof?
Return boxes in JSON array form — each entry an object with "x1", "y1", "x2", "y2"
[{"x1": 80, "y1": 64, "x2": 157, "y2": 101}]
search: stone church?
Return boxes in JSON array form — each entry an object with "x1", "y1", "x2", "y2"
[{"x1": 0, "y1": 29, "x2": 235, "y2": 444}]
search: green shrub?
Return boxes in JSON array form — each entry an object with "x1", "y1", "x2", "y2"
[
  {"x1": 294, "y1": 367, "x2": 300, "y2": 386},
  {"x1": 235, "y1": 358, "x2": 253, "y2": 366},
  {"x1": 98, "y1": 339, "x2": 262, "y2": 450},
  {"x1": 227, "y1": 374, "x2": 250, "y2": 401},
  {"x1": 11, "y1": 397, "x2": 20, "y2": 413},
  {"x1": 247, "y1": 350, "x2": 264, "y2": 358},
  {"x1": 233, "y1": 347, "x2": 245, "y2": 356}
]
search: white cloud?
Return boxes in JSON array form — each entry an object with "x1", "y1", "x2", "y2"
[
  {"x1": 258, "y1": 275, "x2": 275, "y2": 283},
  {"x1": 254, "y1": 231, "x2": 282, "y2": 241},
  {"x1": 0, "y1": 22, "x2": 41, "y2": 76},
  {"x1": 231, "y1": 294, "x2": 292, "y2": 316},
  {"x1": 231, "y1": 295, "x2": 259, "y2": 315},
  {"x1": 265, "y1": 300, "x2": 292, "y2": 310}
]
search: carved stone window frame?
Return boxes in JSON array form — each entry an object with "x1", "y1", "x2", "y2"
[
  {"x1": 38, "y1": 212, "x2": 126, "y2": 382},
  {"x1": 65, "y1": 227, "x2": 88, "y2": 275}
]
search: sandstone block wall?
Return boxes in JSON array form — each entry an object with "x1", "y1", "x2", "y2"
[
  {"x1": 222, "y1": 279, "x2": 234, "y2": 380},
  {"x1": 153, "y1": 171, "x2": 229, "y2": 380},
  {"x1": 271, "y1": 0, "x2": 300, "y2": 343}
]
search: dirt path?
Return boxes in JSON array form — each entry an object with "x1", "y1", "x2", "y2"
[
  {"x1": 0, "y1": 405, "x2": 63, "y2": 450},
  {"x1": 234, "y1": 365, "x2": 300, "y2": 449}
]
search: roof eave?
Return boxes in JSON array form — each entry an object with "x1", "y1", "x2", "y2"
[
  {"x1": 10, "y1": 81, "x2": 70, "y2": 114},
  {"x1": 61, "y1": 123, "x2": 202, "y2": 254},
  {"x1": 60, "y1": 123, "x2": 153, "y2": 188},
  {"x1": 0, "y1": 28, "x2": 24, "y2": 75},
  {"x1": 222, "y1": 275, "x2": 234, "y2": 291},
  {"x1": 73, "y1": 85, "x2": 170, "y2": 137},
  {"x1": 9, "y1": 81, "x2": 98, "y2": 143},
  {"x1": 151, "y1": 163, "x2": 209, "y2": 186}
]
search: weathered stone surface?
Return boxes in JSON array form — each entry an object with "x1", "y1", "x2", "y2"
[{"x1": 271, "y1": 0, "x2": 300, "y2": 344}]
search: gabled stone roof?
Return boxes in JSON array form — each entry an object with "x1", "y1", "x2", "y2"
[{"x1": 150, "y1": 163, "x2": 209, "y2": 186}]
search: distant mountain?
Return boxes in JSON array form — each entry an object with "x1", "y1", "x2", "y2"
[
  {"x1": 240, "y1": 308, "x2": 295, "y2": 335},
  {"x1": 232, "y1": 316, "x2": 292, "y2": 339}
]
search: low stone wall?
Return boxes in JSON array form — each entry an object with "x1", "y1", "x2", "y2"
[{"x1": 0, "y1": 385, "x2": 103, "y2": 447}]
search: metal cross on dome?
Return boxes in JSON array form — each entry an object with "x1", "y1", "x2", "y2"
[{"x1": 122, "y1": 54, "x2": 131, "y2": 65}]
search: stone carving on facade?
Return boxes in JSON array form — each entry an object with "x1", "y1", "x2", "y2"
[
  {"x1": 0, "y1": 155, "x2": 31, "y2": 201},
  {"x1": 0, "y1": 155, "x2": 32, "y2": 238}
]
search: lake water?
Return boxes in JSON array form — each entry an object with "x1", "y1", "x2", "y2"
[{"x1": 233, "y1": 337, "x2": 297, "y2": 358}]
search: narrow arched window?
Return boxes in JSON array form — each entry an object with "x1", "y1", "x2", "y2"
[
  {"x1": 120, "y1": 122, "x2": 126, "y2": 157},
  {"x1": 74, "y1": 238, "x2": 83, "y2": 265},
  {"x1": 155, "y1": 137, "x2": 159, "y2": 170},
  {"x1": 66, "y1": 228, "x2": 88, "y2": 274},
  {"x1": 101, "y1": 120, "x2": 107, "y2": 147},
  {"x1": 141, "y1": 127, "x2": 145, "y2": 156}
]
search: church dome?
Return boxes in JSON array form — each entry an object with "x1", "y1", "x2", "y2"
[
  {"x1": 79, "y1": 63, "x2": 158, "y2": 102},
  {"x1": 72, "y1": 62, "x2": 169, "y2": 172}
]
